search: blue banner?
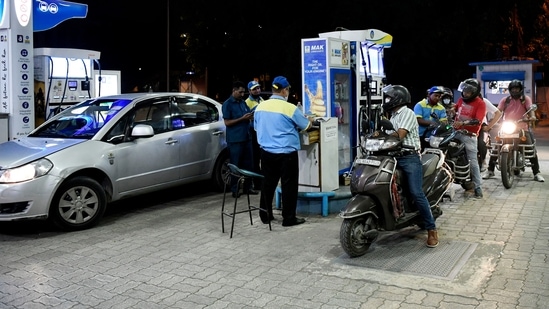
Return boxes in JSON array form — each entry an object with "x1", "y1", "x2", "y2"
[
  {"x1": 302, "y1": 39, "x2": 328, "y2": 117},
  {"x1": 33, "y1": 0, "x2": 87, "y2": 32}
]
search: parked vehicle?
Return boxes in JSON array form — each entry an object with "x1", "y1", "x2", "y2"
[
  {"x1": 339, "y1": 120, "x2": 453, "y2": 258},
  {"x1": 0, "y1": 93, "x2": 230, "y2": 231},
  {"x1": 489, "y1": 104, "x2": 537, "y2": 189},
  {"x1": 425, "y1": 118, "x2": 475, "y2": 190}
]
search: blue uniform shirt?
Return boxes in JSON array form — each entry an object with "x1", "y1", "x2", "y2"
[
  {"x1": 254, "y1": 95, "x2": 311, "y2": 154},
  {"x1": 222, "y1": 96, "x2": 252, "y2": 143}
]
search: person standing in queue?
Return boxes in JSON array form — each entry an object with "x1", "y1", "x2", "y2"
[
  {"x1": 245, "y1": 80, "x2": 265, "y2": 189},
  {"x1": 254, "y1": 76, "x2": 313, "y2": 227},
  {"x1": 222, "y1": 81, "x2": 258, "y2": 198},
  {"x1": 380, "y1": 84, "x2": 439, "y2": 248},
  {"x1": 453, "y1": 78, "x2": 487, "y2": 199},
  {"x1": 477, "y1": 96, "x2": 502, "y2": 172}
]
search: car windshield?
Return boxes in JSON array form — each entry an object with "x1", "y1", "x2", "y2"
[{"x1": 30, "y1": 98, "x2": 132, "y2": 138}]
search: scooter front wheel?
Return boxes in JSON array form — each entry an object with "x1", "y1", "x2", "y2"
[{"x1": 340, "y1": 215, "x2": 377, "y2": 258}]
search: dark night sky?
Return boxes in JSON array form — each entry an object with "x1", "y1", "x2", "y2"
[
  {"x1": 32, "y1": 1, "x2": 542, "y2": 101},
  {"x1": 33, "y1": 1, "x2": 167, "y2": 92}
]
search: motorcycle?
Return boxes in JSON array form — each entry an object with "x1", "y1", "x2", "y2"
[
  {"x1": 425, "y1": 116, "x2": 476, "y2": 190},
  {"x1": 488, "y1": 104, "x2": 537, "y2": 189},
  {"x1": 339, "y1": 120, "x2": 453, "y2": 258}
]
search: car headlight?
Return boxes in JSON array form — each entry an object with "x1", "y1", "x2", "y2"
[
  {"x1": 500, "y1": 121, "x2": 517, "y2": 135},
  {"x1": 429, "y1": 136, "x2": 444, "y2": 148},
  {"x1": 0, "y1": 158, "x2": 53, "y2": 183}
]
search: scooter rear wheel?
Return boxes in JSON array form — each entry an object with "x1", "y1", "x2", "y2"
[{"x1": 340, "y1": 216, "x2": 377, "y2": 258}]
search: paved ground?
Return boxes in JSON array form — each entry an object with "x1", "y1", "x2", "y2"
[{"x1": 1, "y1": 123, "x2": 548, "y2": 309}]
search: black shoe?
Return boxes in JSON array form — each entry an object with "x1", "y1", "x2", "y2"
[
  {"x1": 245, "y1": 189, "x2": 259, "y2": 195},
  {"x1": 260, "y1": 214, "x2": 275, "y2": 224},
  {"x1": 282, "y1": 217, "x2": 306, "y2": 227}
]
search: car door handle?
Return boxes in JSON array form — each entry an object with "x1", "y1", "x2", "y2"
[
  {"x1": 165, "y1": 138, "x2": 178, "y2": 145},
  {"x1": 213, "y1": 130, "x2": 224, "y2": 136}
]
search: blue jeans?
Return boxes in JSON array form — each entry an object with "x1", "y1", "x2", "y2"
[
  {"x1": 455, "y1": 133, "x2": 482, "y2": 189},
  {"x1": 397, "y1": 154, "x2": 436, "y2": 231}
]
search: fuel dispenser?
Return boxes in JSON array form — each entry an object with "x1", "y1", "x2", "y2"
[
  {"x1": 33, "y1": 47, "x2": 100, "y2": 126},
  {"x1": 314, "y1": 29, "x2": 392, "y2": 173}
]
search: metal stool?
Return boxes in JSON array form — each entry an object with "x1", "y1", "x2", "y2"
[{"x1": 221, "y1": 164, "x2": 271, "y2": 238}]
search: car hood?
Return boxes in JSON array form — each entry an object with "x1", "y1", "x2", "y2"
[{"x1": 0, "y1": 138, "x2": 86, "y2": 168}]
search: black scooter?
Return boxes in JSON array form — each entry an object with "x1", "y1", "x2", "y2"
[
  {"x1": 339, "y1": 120, "x2": 453, "y2": 258},
  {"x1": 425, "y1": 115, "x2": 475, "y2": 190}
]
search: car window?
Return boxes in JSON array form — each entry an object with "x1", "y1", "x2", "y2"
[
  {"x1": 30, "y1": 99, "x2": 131, "y2": 139},
  {"x1": 146, "y1": 103, "x2": 172, "y2": 133},
  {"x1": 103, "y1": 98, "x2": 173, "y2": 143},
  {"x1": 171, "y1": 97, "x2": 219, "y2": 129}
]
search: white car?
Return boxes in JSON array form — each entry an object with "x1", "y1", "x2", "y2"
[{"x1": 0, "y1": 92, "x2": 230, "y2": 231}]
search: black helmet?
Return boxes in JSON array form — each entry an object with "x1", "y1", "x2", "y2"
[
  {"x1": 458, "y1": 78, "x2": 480, "y2": 103},
  {"x1": 508, "y1": 79, "x2": 524, "y2": 99},
  {"x1": 441, "y1": 87, "x2": 454, "y2": 106},
  {"x1": 382, "y1": 85, "x2": 411, "y2": 112}
]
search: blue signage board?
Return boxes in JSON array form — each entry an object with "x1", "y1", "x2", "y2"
[
  {"x1": 33, "y1": 0, "x2": 87, "y2": 32},
  {"x1": 302, "y1": 38, "x2": 328, "y2": 117}
]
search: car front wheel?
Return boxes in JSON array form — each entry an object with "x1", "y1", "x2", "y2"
[{"x1": 49, "y1": 176, "x2": 107, "y2": 231}]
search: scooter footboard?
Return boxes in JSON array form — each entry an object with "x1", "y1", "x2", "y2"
[{"x1": 339, "y1": 195, "x2": 381, "y2": 220}]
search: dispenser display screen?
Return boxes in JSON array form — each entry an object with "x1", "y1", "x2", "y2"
[{"x1": 68, "y1": 80, "x2": 78, "y2": 90}]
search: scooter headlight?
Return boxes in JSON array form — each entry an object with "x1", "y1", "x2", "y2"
[
  {"x1": 429, "y1": 136, "x2": 444, "y2": 148},
  {"x1": 365, "y1": 139, "x2": 384, "y2": 151},
  {"x1": 500, "y1": 121, "x2": 517, "y2": 135},
  {"x1": 364, "y1": 138, "x2": 399, "y2": 151}
]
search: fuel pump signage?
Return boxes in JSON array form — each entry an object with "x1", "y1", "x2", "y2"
[
  {"x1": 0, "y1": 0, "x2": 34, "y2": 139},
  {"x1": 33, "y1": 0, "x2": 88, "y2": 32},
  {"x1": 302, "y1": 39, "x2": 328, "y2": 117}
]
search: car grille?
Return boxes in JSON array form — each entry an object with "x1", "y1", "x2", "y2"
[{"x1": 0, "y1": 202, "x2": 30, "y2": 214}]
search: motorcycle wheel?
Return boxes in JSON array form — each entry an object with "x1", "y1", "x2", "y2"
[
  {"x1": 514, "y1": 152, "x2": 524, "y2": 176},
  {"x1": 340, "y1": 216, "x2": 377, "y2": 258},
  {"x1": 501, "y1": 152, "x2": 514, "y2": 189}
]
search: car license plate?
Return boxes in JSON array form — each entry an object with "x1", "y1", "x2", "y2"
[{"x1": 356, "y1": 158, "x2": 381, "y2": 166}]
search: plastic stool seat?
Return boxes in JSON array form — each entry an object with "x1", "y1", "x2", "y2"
[{"x1": 221, "y1": 163, "x2": 271, "y2": 238}]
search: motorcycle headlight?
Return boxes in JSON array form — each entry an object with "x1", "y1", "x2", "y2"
[
  {"x1": 0, "y1": 158, "x2": 53, "y2": 183},
  {"x1": 429, "y1": 136, "x2": 444, "y2": 148},
  {"x1": 500, "y1": 121, "x2": 517, "y2": 135}
]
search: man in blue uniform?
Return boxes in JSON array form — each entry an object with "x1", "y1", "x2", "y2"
[
  {"x1": 222, "y1": 81, "x2": 257, "y2": 198},
  {"x1": 254, "y1": 76, "x2": 312, "y2": 227}
]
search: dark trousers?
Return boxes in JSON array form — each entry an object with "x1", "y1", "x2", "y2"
[
  {"x1": 228, "y1": 140, "x2": 254, "y2": 194},
  {"x1": 259, "y1": 150, "x2": 299, "y2": 222},
  {"x1": 477, "y1": 131, "x2": 488, "y2": 170},
  {"x1": 250, "y1": 130, "x2": 262, "y2": 187},
  {"x1": 488, "y1": 131, "x2": 540, "y2": 174}
]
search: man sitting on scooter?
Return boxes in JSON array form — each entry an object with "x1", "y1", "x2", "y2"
[{"x1": 381, "y1": 85, "x2": 439, "y2": 248}]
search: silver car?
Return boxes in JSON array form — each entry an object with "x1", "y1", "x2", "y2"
[{"x1": 0, "y1": 92, "x2": 230, "y2": 231}]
